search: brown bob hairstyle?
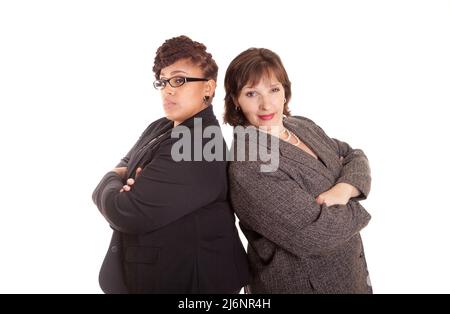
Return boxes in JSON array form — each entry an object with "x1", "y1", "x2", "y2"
[
  {"x1": 223, "y1": 48, "x2": 292, "y2": 126},
  {"x1": 153, "y1": 35, "x2": 218, "y2": 103}
]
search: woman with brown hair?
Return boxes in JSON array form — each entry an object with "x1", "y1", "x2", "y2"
[
  {"x1": 224, "y1": 48, "x2": 372, "y2": 293},
  {"x1": 92, "y1": 36, "x2": 250, "y2": 294}
]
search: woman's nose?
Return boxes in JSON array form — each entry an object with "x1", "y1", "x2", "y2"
[
  {"x1": 163, "y1": 87, "x2": 175, "y2": 96},
  {"x1": 259, "y1": 95, "x2": 271, "y2": 110}
]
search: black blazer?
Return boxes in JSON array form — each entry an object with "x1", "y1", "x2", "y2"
[{"x1": 92, "y1": 106, "x2": 250, "y2": 293}]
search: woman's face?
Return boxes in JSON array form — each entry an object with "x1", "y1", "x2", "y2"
[
  {"x1": 236, "y1": 72, "x2": 286, "y2": 131},
  {"x1": 159, "y1": 59, "x2": 215, "y2": 126}
]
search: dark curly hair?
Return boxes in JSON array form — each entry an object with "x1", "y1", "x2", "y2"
[
  {"x1": 223, "y1": 48, "x2": 291, "y2": 126},
  {"x1": 153, "y1": 35, "x2": 218, "y2": 102}
]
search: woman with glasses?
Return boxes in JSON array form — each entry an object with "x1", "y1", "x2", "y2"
[
  {"x1": 224, "y1": 48, "x2": 372, "y2": 293},
  {"x1": 92, "y1": 35, "x2": 250, "y2": 294}
]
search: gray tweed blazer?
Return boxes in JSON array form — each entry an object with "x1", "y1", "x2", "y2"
[{"x1": 229, "y1": 116, "x2": 372, "y2": 294}]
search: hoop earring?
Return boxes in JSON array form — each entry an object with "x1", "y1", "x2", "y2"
[
  {"x1": 235, "y1": 105, "x2": 241, "y2": 111},
  {"x1": 203, "y1": 96, "x2": 210, "y2": 104},
  {"x1": 284, "y1": 98, "x2": 287, "y2": 104}
]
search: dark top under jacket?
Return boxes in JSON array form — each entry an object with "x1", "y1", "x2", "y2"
[
  {"x1": 92, "y1": 106, "x2": 250, "y2": 294},
  {"x1": 229, "y1": 116, "x2": 372, "y2": 294}
]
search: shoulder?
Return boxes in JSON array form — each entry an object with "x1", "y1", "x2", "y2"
[
  {"x1": 285, "y1": 115, "x2": 330, "y2": 139},
  {"x1": 285, "y1": 115, "x2": 321, "y2": 130},
  {"x1": 141, "y1": 117, "x2": 171, "y2": 137}
]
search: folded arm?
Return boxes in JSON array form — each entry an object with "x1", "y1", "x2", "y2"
[
  {"x1": 230, "y1": 163, "x2": 371, "y2": 257},
  {"x1": 93, "y1": 139, "x2": 224, "y2": 234},
  {"x1": 301, "y1": 116, "x2": 372, "y2": 201},
  {"x1": 332, "y1": 138, "x2": 371, "y2": 201}
]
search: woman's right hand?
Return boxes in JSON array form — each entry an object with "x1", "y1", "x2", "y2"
[
  {"x1": 120, "y1": 167, "x2": 142, "y2": 193},
  {"x1": 315, "y1": 182, "x2": 360, "y2": 207}
]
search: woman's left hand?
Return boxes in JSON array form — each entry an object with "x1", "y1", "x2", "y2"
[
  {"x1": 315, "y1": 182, "x2": 360, "y2": 207},
  {"x1": 119, "y1": 167, "x2": 142, "y2": 193}
]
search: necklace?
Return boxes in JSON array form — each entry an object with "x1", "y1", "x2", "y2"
[
  {"x1": 256, "y1": 125, "x2": 301, "y2": 147},
  {"x1": 290, "y1": 130, "x2": 301, "y2": 146},
  {"x1": 282, "y1": 127, "x2": 301, "y2": 146},
  {"x1": 281, "y1": 127, "x2": 291, "y2": 141},
  {"x1": 288, "y1": 130, "x2": 300, "y2": 146}
]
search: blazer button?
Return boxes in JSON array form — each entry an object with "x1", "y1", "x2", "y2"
[
  {"x1": 111, "y1": 245, "x2": 118, "y2": 253},
  {"x1": 360, "y1": 252, "x2": 364, "y2": 258}
]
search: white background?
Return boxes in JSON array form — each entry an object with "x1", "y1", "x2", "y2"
[{"x1": 1, "y1": 0, "x2": 449, "y2": 293}]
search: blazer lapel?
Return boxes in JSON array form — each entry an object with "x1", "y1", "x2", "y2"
[
  {"x1": 127, "y1": 120, "x2": 173, "y2": 177},
  {"x1": 279, "y1": 118, "x2": 336, "y2": 184}
]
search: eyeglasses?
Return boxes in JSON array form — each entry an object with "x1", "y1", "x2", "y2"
[{"x1": 153, "y1": 76, "x2": 209, "y2": 90}]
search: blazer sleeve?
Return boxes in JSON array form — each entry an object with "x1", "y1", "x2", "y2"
[
  {"x1": 332, "y1": 138, "x2": 371, "y2": 200},
  {"x1": 92, "y1": 138, "x2": 225, "y2": 234},
  {"x1": 299, "y1": 116, "x2": 371, "y2": 200},
  {"x1": 229, "y1": 162, "x2": 371, "y2": 256}
]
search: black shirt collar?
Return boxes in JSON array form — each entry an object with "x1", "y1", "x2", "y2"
[{"x1": 172, "y1": 105, "x2": 217, "y2": 129}]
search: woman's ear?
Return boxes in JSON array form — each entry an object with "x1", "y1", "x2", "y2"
[{"x1": 205, "y1": 79, "x2": 216, "y2": 96}]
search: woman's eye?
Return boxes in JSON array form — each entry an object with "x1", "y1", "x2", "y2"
[
  {"x1": 246, "y1": 91, "x2": 257, "y2": 97},
  {"x1": 271, "y1": 87, "x2": 280, "y2": 93},
  {"x1": 174, "y1": 77, "x2": 185, "y2": 84}
]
